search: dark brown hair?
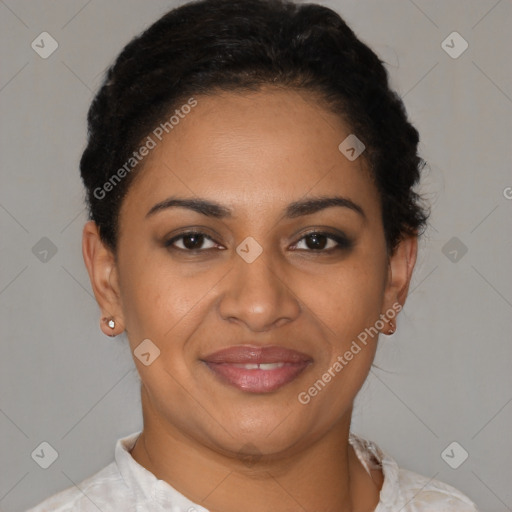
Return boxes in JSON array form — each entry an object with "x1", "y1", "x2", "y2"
[{"x1": 80, "y1": 0, "x2": 429, "y2": 254}]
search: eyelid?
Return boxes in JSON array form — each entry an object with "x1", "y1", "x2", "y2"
[
  {"x1": 164, "y1": 229, "x2": 224, "y2": 251},
  {"x1": 164, "y1": 228, "x2": 353, "y2": 253},
  {"x1": 290, "y1": 229, "x2": 353, "y2": 251}
]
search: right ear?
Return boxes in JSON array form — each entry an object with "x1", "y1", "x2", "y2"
[{"x1": 82, "y1": 220, "x2": 125, "y2": 337}]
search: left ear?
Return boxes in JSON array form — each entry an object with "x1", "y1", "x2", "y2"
[{"x1": 381, "y1": 235, "x2": 418, "y2": 330}]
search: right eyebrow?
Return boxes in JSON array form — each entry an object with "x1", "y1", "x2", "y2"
[{"x1": 146, "y1": 197, "x2": 232, "y2": 219}]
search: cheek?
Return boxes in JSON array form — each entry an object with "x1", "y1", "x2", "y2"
[
  {"x1": 294, "y1": 270, "x2": 383, "y2": 421},
  {"x1": 297, "y1": 258, "x2": 387, "y2": 340},
  {"x1": 292, "y1": 252, "x2": 386, "y2": 398},
  {"x1": 117, "y1": 246, "x2": 219, "y2": 338}
]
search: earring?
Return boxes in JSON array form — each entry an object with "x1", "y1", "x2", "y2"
[
  {"x1": 388, "y1": 320, "x2": 395, "y2": 335},
  {"x1": 103, "y1": 317, "x2": 116, "y2": 338}
]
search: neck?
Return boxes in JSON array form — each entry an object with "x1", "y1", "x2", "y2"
[{"x1": 130, "y1": 385, "x2": 381, "y2": 512}]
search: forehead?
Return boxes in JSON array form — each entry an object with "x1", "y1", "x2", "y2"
[{"x1": 120, "y1": 87, "x2": 380, "y2": 224}]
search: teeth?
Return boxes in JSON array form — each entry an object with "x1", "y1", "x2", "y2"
[
  {"x1": 231, "y1": 363, "x2": 285, "y2": 370},
  {"x1": 242, "y1": 364, "x2": 260, "y2": 370},
  {"x1": 259, "y1": 363, "x2": 285, "y2": 370}
]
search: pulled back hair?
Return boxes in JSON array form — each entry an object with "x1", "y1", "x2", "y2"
[{"x1": 80, "y1": 0, "x2": 429, "y2": 254}]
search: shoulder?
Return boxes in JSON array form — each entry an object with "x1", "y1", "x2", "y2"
[
  {"x1": 392, "y1": 466, "x2": 479, "y2": 511},
  {"x1": 25, "y1": 462, "x2": 132, "y2": 512},
  {"x1": 349, "y1": 433, "x2": 479, "y2": 512}
]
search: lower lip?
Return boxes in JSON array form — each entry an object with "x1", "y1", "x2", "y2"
[{"x1": 204, "y1": 362, "x2": 310, "y2": 393}]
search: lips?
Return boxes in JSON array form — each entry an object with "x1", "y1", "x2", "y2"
[{"x1": 202, "y1": 345, "x2": 312, "y2": 393}]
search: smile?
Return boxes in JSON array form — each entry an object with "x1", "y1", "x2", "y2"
[{"x1": 202, "y1": 345, "x2": 312, "y2": 393}]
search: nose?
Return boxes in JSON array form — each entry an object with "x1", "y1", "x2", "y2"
[{"x1": 218, "y1": 251, "x2": 301, "y2": 332}]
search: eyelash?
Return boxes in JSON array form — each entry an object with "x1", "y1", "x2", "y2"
[{"x1": 164, "y1": 230, "x2": 353, "y2": 254}]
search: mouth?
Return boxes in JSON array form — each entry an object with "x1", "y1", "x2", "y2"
[{"x1": 201, "y1": 345, "x2": 312, "y2": 393}]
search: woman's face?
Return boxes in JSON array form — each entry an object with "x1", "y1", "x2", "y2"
[{"x1": 87, "y1": 87, "x2": 415, "y2": 457}]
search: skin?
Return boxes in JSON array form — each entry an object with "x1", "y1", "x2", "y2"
[{"x1": 82, "y1": 87, "x2": 417, "y2": 512}]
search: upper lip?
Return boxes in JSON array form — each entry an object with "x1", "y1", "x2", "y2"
[{"x1": 202, "y1": 345, "x2": 313, "y2": 364}]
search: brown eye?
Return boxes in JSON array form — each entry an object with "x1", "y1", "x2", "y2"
[
  {"x1": 304, "y1": 233, "x2": 330, "y2": 250},
  {"x1": 292, "y1": 231, "x2": 353, "y2": 252},
  {"x1": 165, "y1": 232, "x2": 217, "y2": 251}
]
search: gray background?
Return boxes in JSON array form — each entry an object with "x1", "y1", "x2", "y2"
[{"x1": 0, "y1": 0, "x2": 511, "y2": 510}]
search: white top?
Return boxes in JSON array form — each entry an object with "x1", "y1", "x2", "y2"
[{"x1": 26, "y1": 431, "x2": 479, "y2": 512}]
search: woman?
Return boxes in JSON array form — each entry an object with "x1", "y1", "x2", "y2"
[{"x1": 27, "y1": 0, "x2": 479, "y2": 510}]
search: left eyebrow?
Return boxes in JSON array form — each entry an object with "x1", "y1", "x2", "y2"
[
  {"x1": 145, "y1": 195, "x2": 366, "y2": 220},
  {"x1": 284, "y1": 196, "x2": 366, "y2": 220}
]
